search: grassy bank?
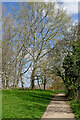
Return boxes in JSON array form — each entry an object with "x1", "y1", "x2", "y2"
[
  {"x1": 69, "y1": 100, "x2": 80, "y2": 120},
  {"x1": 2, "y1": 89, "x2": 64, "y2": 118}
]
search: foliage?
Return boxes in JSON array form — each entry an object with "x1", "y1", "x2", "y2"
[
  {"x1": 63, "y1": 25, "x2": 80, "y2": 99},
  {"x1": 70, "y1": 100, "x2": 80, "y2": 119}
]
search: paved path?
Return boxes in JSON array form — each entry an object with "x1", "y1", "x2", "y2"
[{"x1": 42, "y1": 93, "x2": 75, "y2": 119}]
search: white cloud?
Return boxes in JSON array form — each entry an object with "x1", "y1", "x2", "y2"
[
  {"x1": 63, "y1": 2, "x2": 78, "y2": 15},
  {"x1": 62, "y1": 2, "x2": 78, "y2": 23},
  {"x1": 44, "y1": 0, "x2": 78, "y2": 16},
  {"x1": 61, "y1": 0, "x2": 79, "y2": 2}
]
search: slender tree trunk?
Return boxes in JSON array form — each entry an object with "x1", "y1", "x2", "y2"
[
  {"x1": 78, "y1": 87, "x2": 80, "y2": 99},
  {"x1": 20, "y1": 60, "x2": 24, "y2": 89},
  {"x1": 21, "y1": 76, "x2": 24, "y2": 88},
  {"x1": 44, "y1": 77, "x2": 46, "y2": 90},
  {"x1": 67, "y1": 89, "x2": 72, "y2": 98},
  {"x1": 31, "y1": 78, "x2": 35, "y2": 90},
  {"x1": 2, "y1": 74, "x2": 5, "y2": 89},
  {"x1": 12, "y1": 82, "x2": 15, "y2": 88},
  {"x1": 2, "y1": 80, "x2": 5, "y2": 89},
  {"x1": 13, "y1": 59, "x2": 17, "y2": 88},
  {"x1": 16, "y1": 79, "x2": 19, "y2": 88},
  {"x1": 37, "y1": 76, "x2": 41, "y2": 89},
  {"x1": 6, "y1": 76, "x2": 9, "y2": 89},
  {"x1": 74, "y1": 89, "x2": 78, "y2": 100},
  {"x1": 31, "y1": 68, "x2": 35, "y2": 90},
  {"x1": 44, "y1": 82, "x2": 46, "y2": 90}
]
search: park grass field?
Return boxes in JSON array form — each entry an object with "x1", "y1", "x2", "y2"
[{"x1": 2, "y1": 89, "x2": 64, "y2": 118}]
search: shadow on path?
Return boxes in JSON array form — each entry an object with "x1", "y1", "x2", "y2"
[{"x1": 42, "y1": 93, "x2": 75, "y2": 119}]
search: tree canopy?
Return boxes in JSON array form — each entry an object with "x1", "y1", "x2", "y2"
[{"x1": 2, "y1": 2, "x2": 74, "y2": 90}]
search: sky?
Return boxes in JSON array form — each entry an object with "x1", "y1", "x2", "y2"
[
  {"x1": 63, "y1": 2, "x2": 79, "y2": 24},
  {"x1": 2, "y1": 0, "x2": 79, "y2": 24}
]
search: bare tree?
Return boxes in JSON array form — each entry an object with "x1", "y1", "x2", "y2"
[{"x1": 2, "y1": 2, "x2": 72, "y2": 90}]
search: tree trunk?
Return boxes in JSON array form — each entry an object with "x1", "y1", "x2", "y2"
[
  {"x1": 67, "y1": 89, "x2": 72, "y2": 98},
  {"x1": 44, "y1": 82, "x2": 46, "y2": 90},
  {"x1": 31, "y1": 68, "x2": 35, "y2": 90},
  {"x1": 21, "y1": 76, "x2": 24, "y2": 89},
  {"x1": 44, "y1": 77, "x2": 46, "y2": 90},
  {"x1": 31, "y1": 78, "x2": 35, "y2": 90},
  {"x1": 78, "y1": 87, "x2": 80, "y2": 99},
  {"x1": 2, "y1": 75, "x2": 5, "y2": 89},
  {"x1": 2, "y1": 81, "x2": 5, "y2": 89},
  {"x1": 15, "y1": 79, "x2": 19, "y2": 88},
  {"x1": 6, "y1": 76, "x2": 9, "y2": 89},
  {"x1": 13, "y1": 60, "x2": 17, "y2": 88},
  {"x1": 37, "y1": 76, "x2": 41, "y2": 89}
]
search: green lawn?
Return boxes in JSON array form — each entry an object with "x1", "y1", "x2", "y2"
[
  {"x1": 0, "y1": 90, "x2": 2, "y2": 119},
  {"x1": 69, "y1": 100, "x2": 80, "y2": 120},
  {"x1": 2, "y1": 89, "x2": 64, "y2": 118}
]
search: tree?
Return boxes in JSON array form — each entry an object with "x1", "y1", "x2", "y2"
[
  {"x1": 36, "y1": 58, "x2": 52, "y2": 90},
  {"x1": 63, "y1": 25, "x2": 80, "y2": 99},
  {"x1": 2, "y1": 15, "x2": 15, "y2": 88},
  {"x1": 2, "y1": 2, "x2": 72, "y2": 90}
]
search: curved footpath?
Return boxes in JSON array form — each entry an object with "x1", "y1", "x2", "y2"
[{"x1": 41, "y1": 93, "x2": 76, "y2": 120}]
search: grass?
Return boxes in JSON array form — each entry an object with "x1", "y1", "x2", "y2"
[
  {"x1": 69, "y1": 100, "x2": 80, "y2": 120},
  {"x1": 2, "y1": 89, "x2": 64, "y2": 118},
  {"x1": 0, "y1": 90, "x2": 2, "y2": 119}
]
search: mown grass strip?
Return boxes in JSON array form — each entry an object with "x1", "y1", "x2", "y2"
[{"x1": 2, "y1": 89, "x2": 64, "y2": 118}]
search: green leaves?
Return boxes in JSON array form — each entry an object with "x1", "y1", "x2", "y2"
[{"x1": 63, "y1": 25, "x2": 80, "y2": 99}]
